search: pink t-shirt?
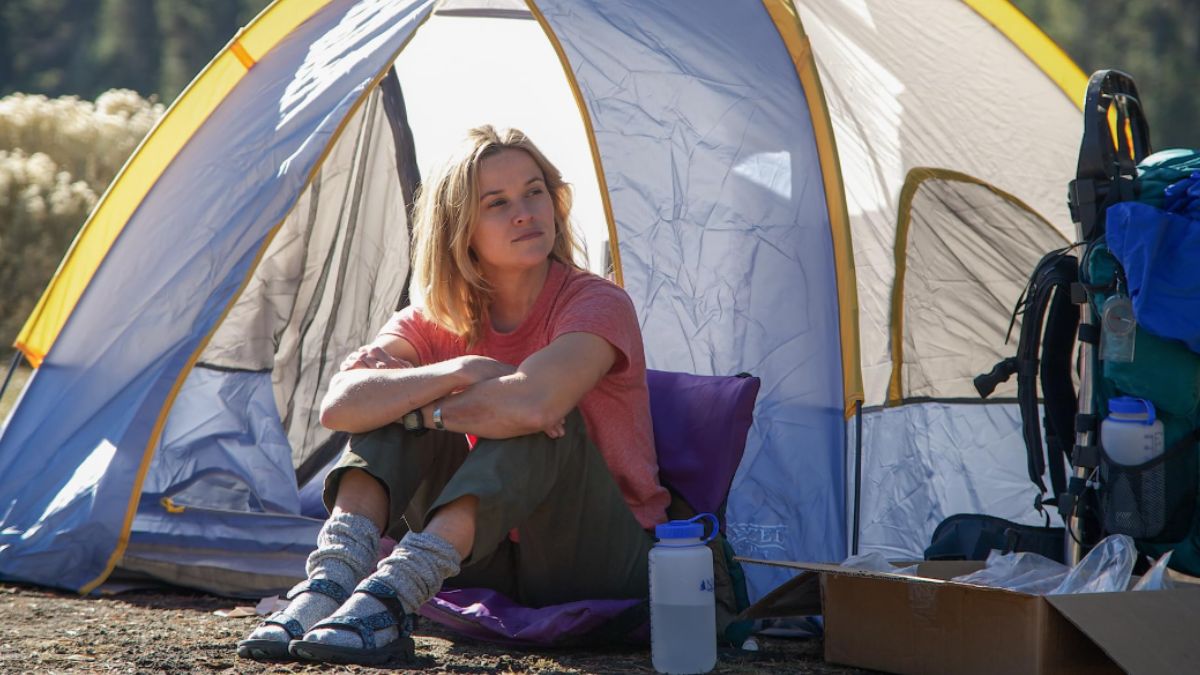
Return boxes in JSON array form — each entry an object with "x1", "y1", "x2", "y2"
[{"x1": 378, "y1": 261, "x2": 669, "y2": 531}]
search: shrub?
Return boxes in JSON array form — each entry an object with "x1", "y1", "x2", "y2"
[
  {"x1": 0, "y1": 89, "x2": 162, "y2": 193},
  {"x1": 0, "y1": 90, "x2": 161, "y2": 360}
]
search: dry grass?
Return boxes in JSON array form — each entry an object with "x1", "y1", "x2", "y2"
[
  {"x1": 0, "y1": 582, "x2": 865, "y2": 674},
  {"x1": 0, "y1": 362, "x2": 30, "y2": 421}
]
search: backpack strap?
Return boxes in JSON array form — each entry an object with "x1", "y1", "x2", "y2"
[
  {"x1": 978, "y1": 248, "x2": 1079, "y2": 511},
  {"x1": 1037, "y1": 255, "x2": 1081, "y2": 504}
]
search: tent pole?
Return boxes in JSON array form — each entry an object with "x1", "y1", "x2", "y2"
[
  {"x1": 0, "y1": 351, "x2": 23, "y2": 402},
  {"x1": 851, "y1": 399, "x2": 863, "y2": 555}
]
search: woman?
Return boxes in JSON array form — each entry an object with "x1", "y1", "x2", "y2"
[{"x1": 238, "y1": 126, "x2": 669, "y2": 665}]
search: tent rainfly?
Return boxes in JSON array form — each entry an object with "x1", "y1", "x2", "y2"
[{"x1": 0, "y1": 0, "x2": 1085, "y2": 601}]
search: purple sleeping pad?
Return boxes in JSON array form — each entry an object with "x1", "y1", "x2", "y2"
[{"x1": 418, "y1": 369, "x2": 761, "y2": 646}]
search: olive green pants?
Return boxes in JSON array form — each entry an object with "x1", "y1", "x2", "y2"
[{"x1": 323, "y1": 410, "x2": 653, "y2": 608}]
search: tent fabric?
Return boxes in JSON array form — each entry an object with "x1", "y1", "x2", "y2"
[
  {"x1": 853, "y1": 401, "x2": 1058, "y2": 559},
  {"x1": 0, "y1": 0, "x2": 437, "y2": 593},
  {"x1": 119, "y1": 497, "x2": 319, "y2": 598},
  {"x1": 145, "y1": 368, "x2": 299, "y2": 515},
  {"x1": 200, "y1": 85, "x2": 411, "y2": 470},
  {"x1": 861, "y1": 171, "x2": 1071, "y2": 557},
  {"x1": 12, "y1": 2, "x2": 336, "y2": 368},
  {"x1": 0, "y1": 0, "x2": 1089, "y2": 606},
  {"x1": 888, "y1": 170, "x2": 1070, "y2": 403},
  {"x1": 962, "y1": 0, "x2": 1088, "y2": 102},
  {"x1": 796, "y1": 0, "x2": 1082, "y2": 406},
  {"x1": 535, "y1": 0, "x2": 849, "y2": 599}
]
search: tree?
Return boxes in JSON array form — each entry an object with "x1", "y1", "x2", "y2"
[
  {"x1": 1013, "y1": 0, "x2": 1199, "y2": 148},
  {"x1": 93, "y1": 0, "x2": 162, "y2": 98},
  {"x1": 0, "y1": 0, "x2": 102, "y2": 97},
  {"x1": 155, "y1": 0, "x2": 259, "y2": 101}
]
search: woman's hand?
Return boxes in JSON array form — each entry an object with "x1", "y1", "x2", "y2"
[
  {"x1": 340, "y1": 344, "x2": 413, "y2": 372},
  {"x1": 454, "y1": 355, "x2": 517, "y2": 386},
  {"x1": 542, "y1": 418, "x2": 566, "y2": 439}
]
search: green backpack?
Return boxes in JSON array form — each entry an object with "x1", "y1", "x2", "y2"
[{"x1": 1081, "y1": 148, "x2": 1200, "y2": 573}]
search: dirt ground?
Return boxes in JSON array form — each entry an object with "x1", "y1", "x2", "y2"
[{"x1": 0, "y1": 582, "x2": 870, "y2": 674}]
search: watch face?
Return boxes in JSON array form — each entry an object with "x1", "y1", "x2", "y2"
[{"x1": 402, "y1": 410, "x2": 423, "y2": 431}]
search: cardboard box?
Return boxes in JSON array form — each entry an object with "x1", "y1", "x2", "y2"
[{"x1": 738, "y1": 558, "x2": 1200, "y2": 675}]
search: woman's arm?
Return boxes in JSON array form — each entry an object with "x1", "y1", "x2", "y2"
[
  {"x1": 319, "y1": 335, "x2": 514, "y2": 433},
  {"x1": 417, "y1": 332, "x2": 617, "y2": 439}
]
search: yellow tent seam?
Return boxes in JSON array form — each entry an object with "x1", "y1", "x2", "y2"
[
  {"x1": 762, "y1": 0, "x2": 864, "y2": 419},
  {"x1": 525, "y1": 1, "x2": 623, "y2": 286},
  {"x1": 13, "y1": 0, "x2": 333, "y2": 369},
  {"x1": 963, "y1": 0, "x2": 1087, "y2": 110},
  {"x1": 885, "y1": 167, "x2": 1069, "y2": 407},
  {"x1": 77, "y1": 0, "x2": 438, "y2": 596}
]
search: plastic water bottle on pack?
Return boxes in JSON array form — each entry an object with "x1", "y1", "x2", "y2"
[
  {"x1": 1101, "y1": 396, "x2": 1164, "y2": 465},
  {"x1": 649, "y1": 513, "x2": 718, "y2": 674},
  {"x1": 1101, "y1": 397, "x2": 1168, "y2": 538}
]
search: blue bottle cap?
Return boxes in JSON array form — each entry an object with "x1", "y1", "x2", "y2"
[
  {"x1": 1108, "y1": 396, "x2": 1156, "y2": 424},
  {"x1": 655, "y1": 513, "x2": 719, "y2": 542},
  {"x1": 655, "y1": 520, "x2": 704, "y2": 539}
]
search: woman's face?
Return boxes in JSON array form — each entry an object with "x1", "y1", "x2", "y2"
[{"x1": 469, "y1": 148, "x2": 556, "y2": 277}]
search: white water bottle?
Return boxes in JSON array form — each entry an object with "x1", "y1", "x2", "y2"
[
  {"x1": 650, "y1": 513, "x2": 718, "y2": 674},
  {"x1": 1101, "y1": 396, "x2": 1164, "y2": 465}
]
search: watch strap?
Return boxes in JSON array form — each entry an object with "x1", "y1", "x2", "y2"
[{"x1": 402, "y1": 410, "x2": 424, "y2": 432}]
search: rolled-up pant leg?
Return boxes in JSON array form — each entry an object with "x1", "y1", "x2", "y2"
[{"x1": 324, "y1": 423, "x2": 522, "y2": 598}]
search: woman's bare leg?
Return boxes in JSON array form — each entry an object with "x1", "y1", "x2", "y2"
[
  {"x1": 423, "y1": 494, "x2": 478, "y2": 559},
  {"x1": 330, "y1": 468, "x2": 390, "y2": 530}
]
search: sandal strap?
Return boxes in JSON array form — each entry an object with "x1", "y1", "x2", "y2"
[
  {"x1": 286, "y1": 577, "x2": 350, "y2": 604},
  {"x1": 261, "y1": 611, "x2": 305, "y2": 639},
  {"x1": 309, "y1": 612, "x2": 398, "y2": 651},
  {"x1": 353, "y1": 578, "x2": 409, "y2": 627}
]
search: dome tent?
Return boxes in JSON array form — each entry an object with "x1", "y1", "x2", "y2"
[{"x1": 0, "y1": 0, "x2": 1084, "y2": 602}]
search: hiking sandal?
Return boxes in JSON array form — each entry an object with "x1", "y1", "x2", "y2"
[
  {"x1": 236, "y1": 578, "x2": 351, "y2": 661},
  {"x1": 288, "y1": 578, "x2": 416, "y2": 666}
]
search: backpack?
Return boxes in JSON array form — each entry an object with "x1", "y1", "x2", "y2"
[{"x1": 979, "y1": 70, "x2": 1200, "y2": 574}]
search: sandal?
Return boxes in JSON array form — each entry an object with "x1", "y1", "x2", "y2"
[
  {"x1": 236, "y1": 578, "x2": 350, "y2": 661},
  {"x1": 288, "y1": 578, "x2": 416, "y2": 666}
]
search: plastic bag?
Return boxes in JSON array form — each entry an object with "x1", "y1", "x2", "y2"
[
  {"x1": 1132, "y1": 551, "x2": 1176, "y2": 592},
  {"x1": 951, "y1": 535, "x2": 1139, "y2": 595},
  {"x1": 1049, "y1": 534, "x2": 1137, "y2": 595},
  {"x1": 841, "y1": 551, "x2": 917, "y2": 576},
  {"x1": 951, "y1": 550, "x2": 1070, "y2": 595}
]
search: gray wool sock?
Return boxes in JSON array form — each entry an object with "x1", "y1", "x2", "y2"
[
  {"x1": 303, "y1": 530, "x2": 462, "y2": 650},
  {"x1": 245, "y1": 511, "x2": 379, "y2": 644}
]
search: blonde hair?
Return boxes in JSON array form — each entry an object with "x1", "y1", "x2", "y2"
[{"x1": 411, "y1": 125, "x2": 584, "y2": 345}]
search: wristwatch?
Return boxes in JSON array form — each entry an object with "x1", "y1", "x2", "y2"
[{"x1": 402, "y1": 409, "x2": 425, "y2": 433}]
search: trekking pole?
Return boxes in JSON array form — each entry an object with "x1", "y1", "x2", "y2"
[
  {"x1": 1067, "y1": 304, "x2": 1096, "y2": 565},
  {"x1": 1064, "y1": 70, "x2": 1150, "y2": 564}
]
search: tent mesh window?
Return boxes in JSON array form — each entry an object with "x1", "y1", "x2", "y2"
[
  {"x1": 195, "y1": 82, "x2": 414, "y2": 485},
  {"x1": 894, "y1": 174, "x2": 1069, "y2": 402}
]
